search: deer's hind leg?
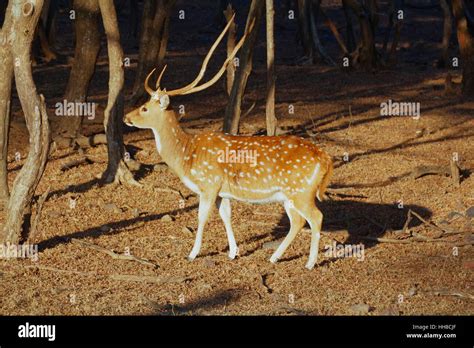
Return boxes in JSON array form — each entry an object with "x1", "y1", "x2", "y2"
[
  {"x1": 270, "y1": 199, "x2": 306, "y2": 264},
  {"x1": 292, "y1": 199, "x2": 323, "y2": 270}
]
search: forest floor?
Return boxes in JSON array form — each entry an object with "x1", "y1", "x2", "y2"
[{"x1": 0, "y1": 1, "x2": 473, "y2": 315}]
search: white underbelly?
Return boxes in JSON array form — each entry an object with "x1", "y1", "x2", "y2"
[{"x1": 219, "y1": 191, "x2": 287, "y2": 204}]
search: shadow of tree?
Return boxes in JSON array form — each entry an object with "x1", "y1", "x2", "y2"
[
  {"x1": 240, "y1": 200, "x2": 432, "y2": 264},
  {"x1": 37, "y1": 203, "x2": 199, "y2": 252},
  {"x1": 144, "y1": 288, "x2": 242, "y2": 315}
]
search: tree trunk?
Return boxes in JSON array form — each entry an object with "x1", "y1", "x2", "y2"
[
  {"x1": 438, "y1": 0, "x2": 452, "y2": 68},
  {"x1": 224, "y1": 4, "x2": 236, "y2": 96},
  {"x1": 342, "y1": 0, "x2": 356, "y2": 53},
  {"x1": 346, "y1": 0, "x2": 379, "y2": 70},
  {"x1": 297, "y1": 0, "x2": 313, "y2": 60},
  {"x1": 0, "y1": 0, "x2": 13, "y2": 206},
  {"x1": 309, "y1": 0, "x2": 335, "y2": 65},
  {"x1": 52, "y1": 0, "x2": 101, "y2": 147},
  {"x1": 98, "y1": 0, "x2": 138, "y2": 185},
  {"x1": 130, "y1": 0, "x2": 175, "y2": 104},
  {"x1": 452, "y1": 0, "x2": 474, "y2": 98},
  {"x1": 387, "y1": 0, "x2": 403, "y2": 64},
  {"x1": 223, "y1": 0, "x2": 264, "y2": 135},
  {"x1": 2, "y1": 0, "x2": 51, "y2": 244},
  {"x1": 265, "y1": 0, "x2": 277, "y2": 136}
]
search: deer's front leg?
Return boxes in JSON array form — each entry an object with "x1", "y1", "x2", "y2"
[
  {"x1": 216, "y1": 197, "x2": 239, "y2": 259},
  {"x1": 188, "y1": 192, "x2": 217, "y2": 261}
]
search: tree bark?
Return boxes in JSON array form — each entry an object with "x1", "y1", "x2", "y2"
[
  {"x1": 2, "y1": 0, "x2": 51, "y2": 244},
  {"x1": 438, "y1": 0, "x2": 452, "y2": 68},
  {"x1": 98, "y1": 0, "x2": 138, "y2": 185},
  {"x1": 224, "y1": 4, "x2": 236, "y2": 96},
  {"x1": 130, "y1": 0, "x2": 175, "y2": 104},
  {"x1": 265, "y1": 0, "x2": 277, "y2": 136},
  {"x1": 0, "y1": 0, "x2": 14, "y2": 206},
  {"x1": 297, "y1": 0, "x2": 313, "y2": 60},
  {"x1": 52, "y1": 0, "x2": 101, "y2": 146},
  {"x1": 309, "y1": 0, "x2": 335, "y2": 65},
  {"x1": 223, "y1": 0, "x2": 264, "y2": 135},
  {"x1": 345, "y1": 0, "x2": 380, "y2": 70},
  {"x1": 342, "y1": 0, "x2": 356, "y2": 53},
  {"x1": 452, "y1": 0, "x2": 474, "y2": 98}
]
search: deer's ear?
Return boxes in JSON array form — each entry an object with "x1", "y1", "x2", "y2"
[{"x1": 159, "y1": 95, "x2": 170, "y2": 110}]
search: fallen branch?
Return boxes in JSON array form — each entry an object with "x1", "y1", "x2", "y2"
[
  {"x1": 75, "y1": 134, "x2": 107, "y2": 149},
  {"x1": 409, "y1": 165, "x2": 452, "y2": 179},
  {"x1": 70, "y1": 238, "x2": 158, "y2": 268},
  {"x1": 153, "y1": 185, "x2": 183, "y2": 198},
  {"x1": 332, "y1": 162, "x2": 466, "y2": 189},
  {"x1": 422, "y1": 289, "x2": 474, "y2": 300},
  {"x1": 21, "y1": 265, "x2": 187, "y2": 284},
  {"x1": 109, "y1": 274, "x2": 187, "y2": 284},
  {"x1": 320, "y1": 8, "x2": 348, "y2": 55},
  {"x1": 24, "y1": 264, "x2": 100, "y2": 277},
  {"x1": 409, "y1": 209, "x2": 457, "y2": 235},
  {"x1": 362, "y1": 236, "x2": 412, "y2": 244},
  {"x1": 60, "y1": 157, "x2": 94, "y2": 172}
]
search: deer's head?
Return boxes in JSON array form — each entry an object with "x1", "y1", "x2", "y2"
[{"x1": 125, "y1": 14, "x2": 251, "y2": 131}]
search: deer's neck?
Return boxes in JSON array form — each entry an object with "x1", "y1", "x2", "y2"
[{"x1": 151, "y1": 110, "x2": 191, "y2": 177}]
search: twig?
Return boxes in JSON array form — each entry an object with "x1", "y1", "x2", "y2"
[
  {"x1": 21, "y1": 265, "x2": 188, "y2": 284},
  {"x1": 320, "y1": 8, "x2": 348, "y2": 55},
  {"x1": 422, "y1": 289, "x2": 474, "y2": 300},
  {"x1": 153, "y1": 186, "x2": 183, "y2": 197},
  {"x1": 70, "y1": 238, "x2": 159, "y2": 268},
  {"x1": 109, "y1": 274, "x2": 187, "y2": 284},
  {"x1": 450, "y1": 159, "x2": 460, "y2": 186},
  {"x1": 241, "y1": 101, "x2": 257, "y2": 120},
  {"x1": 75, "y1": 133, "x2": 107, "y2": 149},
  {"x1": 362, "y1": 215, "x2": 386, "y2": 231},
  {"x1": 362, "y1": 236, "x2": 412, "y2": 244},
  {"x1": 411, "y1": 231, "x2": 458, "y2": 243},
  {"x1": 24, "y1": 264, "x2": 101, "y2": 277},
  {"x1": 401, "y1": 210, "x2": 413, "y2": 234},
  {"x1": 409, "y1": 209, "x2": 456, "y2": 235},
  {"x1": 60, "y1": 157, "x2": 94, "y2": 172}
]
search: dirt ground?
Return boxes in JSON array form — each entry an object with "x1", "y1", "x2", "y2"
[{"x1": 0, "y1": 1, "x2": 473, "y2": 315}]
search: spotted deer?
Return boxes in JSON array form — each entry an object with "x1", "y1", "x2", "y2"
[{"x1": 124, "y1": 17, "x2": 333, "y2": 269}]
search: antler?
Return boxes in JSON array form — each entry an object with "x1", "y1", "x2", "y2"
[{"x1": 144, "y1": 14, "x2": 254, "y2": 97}]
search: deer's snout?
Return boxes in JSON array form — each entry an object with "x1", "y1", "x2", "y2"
[{"x1": 124, "y1": 111, "x2": 136, "y2": 126}]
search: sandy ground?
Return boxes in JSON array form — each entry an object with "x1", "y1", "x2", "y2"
[{"x1": 0, "y1": 1, "x2": 473, "y2": 315}]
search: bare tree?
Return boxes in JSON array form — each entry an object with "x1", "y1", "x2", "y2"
[
  {"x1": 0, "y1": 0, "x2": 13, "y2": 206},
  {"x1": 295, "y1": 0, "x2": 334, "y2": 65},
  {"x1": 2, "y1": 0, "x2": 51, "y2": 244},
  {"x1": 452, "y1": 0, "x2": 474, "y2": 98},
  {"x1": 266, "y1": 0, "x2": 277, "y2": 136},
  {"x1": 438, "y1": 0, "x2": 453, "y2": 68},
  {"x1": 224, "y1": 4, "x2": 236, "y2": 96},
  {"x1": 383, "y1": 0, "x2": 403, "y2": 64},
  {"x1": 345, "y1": 0, "x2": 380, "y2": 70},
  {"x1": 53, "y1": 0, "x2": 101, "y2": 147},
  {"x1": 223, "y1": 0, "x2": 264, "y2": 134},
  {"x1": 98, "y1": 0, "x2": 138, "y2": 185},
  {"x1": 130, "y1": 0, "x2": 176, "y2": 104}
]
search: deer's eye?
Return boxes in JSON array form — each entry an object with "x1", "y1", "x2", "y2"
[{"x1": 141, "y1": 107, "x2": 148, "y2": 113}]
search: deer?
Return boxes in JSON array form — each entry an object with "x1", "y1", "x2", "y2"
[{"x1": 124, "y1": 16, "x2": 333, "y2": 269}]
